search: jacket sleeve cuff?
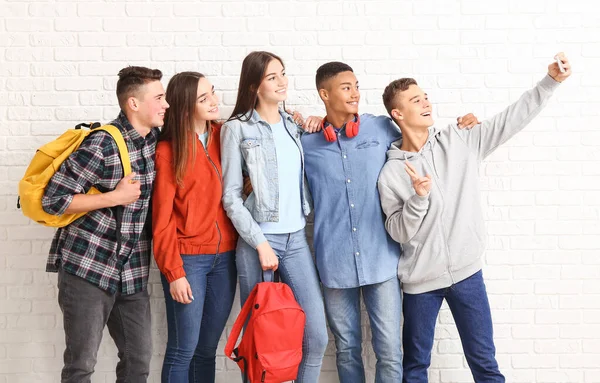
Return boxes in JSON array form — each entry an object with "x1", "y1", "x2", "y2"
[
  {"x1": 540, "y1": 74, "x2": 561, "y2": 92},
  {"x1": 409, "y1": 193, "x2": 430, "y2": 210},
  {"x1": 165, "y1": 267, "x2": 186, "y2": 283},
  {"x1": 42, "y1": 194, "x2": 74, "y2": 216},
  {"x1": 247, "y1": 232, "x2": 267, "y2": 249}
]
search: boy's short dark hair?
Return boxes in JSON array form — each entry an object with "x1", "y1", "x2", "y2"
[
  {"x1": 116, "y1": 66, "x2": 163, "y2": 110},
  {"x1": 382, "y1": 78, "x2": 418, "y2": 117},
  {"x1": 315, "y1": 61, "x2": 354, "y2": 90}
]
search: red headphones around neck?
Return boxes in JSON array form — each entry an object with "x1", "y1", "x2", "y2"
[{"x1": 321, "y1": 114, "x2": 360, "y2": 142}]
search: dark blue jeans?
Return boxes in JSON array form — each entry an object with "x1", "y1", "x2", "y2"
[
  {"x1": 402, "y1": 270, "x2": 505, "y2": 383},
  {"x1": 160, "y1": 251, "x2": 236, "y2": 383}
]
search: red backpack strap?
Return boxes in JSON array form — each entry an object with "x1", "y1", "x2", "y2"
[{"x1": 225, "y1": 285, "x2": 259, "y2": 360}]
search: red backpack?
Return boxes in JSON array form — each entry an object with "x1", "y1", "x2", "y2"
[{"x1": 225, "y1": 271, "x2": 306, "y2": 383}]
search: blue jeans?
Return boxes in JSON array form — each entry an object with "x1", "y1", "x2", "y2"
[
  {"x1": 323, "y1": 277, "x2": 403, "y2": 383},
  {"x1": 160, "y1": 251, "x2": 237, "y2": 383},
  {"x1": 236, "y1": 229, "x2": 328, "y2": 383},
  {"x1": 403, "y1": 270, "x2": 505, "y2": 383}
]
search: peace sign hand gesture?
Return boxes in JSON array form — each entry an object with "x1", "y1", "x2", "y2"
[{"x1": 405, "y1": 161, "x2": 432, "y2": 197}]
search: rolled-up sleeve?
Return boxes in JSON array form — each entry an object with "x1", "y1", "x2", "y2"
[{"x1": 42, "y1": 137, "x2": 106, "y2": 216}]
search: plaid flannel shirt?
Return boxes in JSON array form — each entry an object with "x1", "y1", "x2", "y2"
[{"x1": 43, "y1": 112, "x2": 159, "y2": 295}]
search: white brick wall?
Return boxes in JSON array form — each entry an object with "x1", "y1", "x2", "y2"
[{"x1": 1, "y1": 0, "x2": 599, "y2": 381}]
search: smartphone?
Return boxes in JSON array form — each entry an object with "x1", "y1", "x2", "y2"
[{"x1": 555, "y1": 56, "x2": 566, "y2": 73}]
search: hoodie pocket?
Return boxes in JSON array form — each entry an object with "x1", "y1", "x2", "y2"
[{"x1": 399, "y1": 233, "x2": 450, "y2": 285}]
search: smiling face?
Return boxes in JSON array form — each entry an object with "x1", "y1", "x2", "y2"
[
  {"x1": 319, "y1": 70, "x2": 360, "y2": 116},
  {"x1": 133, "y1": 80, "x2": 169, "y2": 128},
  {"x1": 391, "y1": 84, "x2": 433, "y2": 130},
  {"x1": 194, "y1": 77, "x2": 219, "y2": 125},
  {"x1": 256, "y1": 58, "x2": 288, "y2": 107}
]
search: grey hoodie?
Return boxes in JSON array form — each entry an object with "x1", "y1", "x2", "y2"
[{"x1": 378, "y1": 75, "x2": 560, "y2": 294}]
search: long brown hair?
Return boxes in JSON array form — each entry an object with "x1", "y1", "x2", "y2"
[
  {"x1": 228, "y1": 51, "x2": 285, "y2": 122},
  {"x1": 160, "y1": 71, "x2": 210, "y2": 187}
]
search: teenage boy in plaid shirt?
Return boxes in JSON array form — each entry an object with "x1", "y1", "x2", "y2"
[{"x1": 42, "y1": 66, "x2": 169, "y2": 383}]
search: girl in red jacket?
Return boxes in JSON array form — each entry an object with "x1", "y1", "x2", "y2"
[{"x1": 152, "y1": 72, "x2": 238, "y2": 382}]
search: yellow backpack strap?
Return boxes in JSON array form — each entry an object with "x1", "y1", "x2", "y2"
[{"x1": 95, "y1": 125, "x2": 132, "y2": 176}]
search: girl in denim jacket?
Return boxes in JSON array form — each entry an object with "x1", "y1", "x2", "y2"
[{"x1": 220, "y1": 51, "x2": 328, "y2": 383}]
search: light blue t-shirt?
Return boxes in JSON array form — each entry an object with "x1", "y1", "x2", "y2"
[
  {"x1": 259, "y1": 119, "x2": 306, "y2": 234},
  {"x1": 197, "y1": 131, "x2": 208, "y2": 148}
]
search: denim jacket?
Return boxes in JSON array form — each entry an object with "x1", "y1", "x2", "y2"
[{"x1": 221, "y1": 109, "x2": 312, "y2": 248}]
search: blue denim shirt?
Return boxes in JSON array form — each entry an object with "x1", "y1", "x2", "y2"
[
  {"x1": 302, "y1": 114, "x2": 402, "y2": 288},
  {"x1": 221, "y1": 109, "x2": 312, "y2": 248}
]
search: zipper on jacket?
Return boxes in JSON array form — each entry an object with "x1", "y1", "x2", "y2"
[
  {"x1": 215, "y1": 221, "x2": 222, "y2": 255},
  {"x1": 203, "y1": 139, "x2": 223, "y2": 255},
  {"x1": 261, "y1": 370, "x2": 266, "y2": 382},
  {"x1": 422, "y1": 153, "x2": 455, "y2": 284}
]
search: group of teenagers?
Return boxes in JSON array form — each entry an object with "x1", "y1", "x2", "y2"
[{"x1": 41, "y1": 50, "x2": 571, "y2": 383}]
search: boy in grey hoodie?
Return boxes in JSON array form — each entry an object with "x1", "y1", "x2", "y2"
[{"x1": 377, "y1": 53, "x2": 571, "y2": 382}]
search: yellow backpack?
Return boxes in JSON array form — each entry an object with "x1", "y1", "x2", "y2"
[{"x1": 18, "y1": 123, "x2": 131, "y2": 227}]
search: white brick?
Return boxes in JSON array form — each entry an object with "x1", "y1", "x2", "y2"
[
  {"x1": 79, "y1": 33, "x2": 126, "y2": 47},
  {"x1": 126, "y1": 3, "x2": 172, "y2": 17},
  {"x1": 487, "y1": 221, "x2": 534, "y2": 235},
  {"x1": 536, "y1": 310, "x2": 581, "y2": 324},
  {"x1": 221, "y1": 32, "x2": 268, "y2": 46},
  {"x1": 0, "y1": 62, "x2": 29, "y2": 77},
  {"x1": 7, "y1": 107, "x2": 54, "y2": 122},
  {"x1": 536, "y1": 370, "x2": 582, "y2": 382},
  {"x1": 77, "y1": 2, "x2": 125, "y2": 16},
  {"x1": 3, "y1": 3, "x2": 27, "y2": 17},
  {"x1": 0, "y1": 329, "x2": 31, "y2": 344},
  {"x1": 535, "y1": 221, "x2": 582, "y2": 235},
  {"x1": 5, "y1": 18, "x2": 52, "y2": 32},
  {"x1": 31, "y1": 93, "x2": 78, "y2": 106},
  {"x1": 561, "y1": 324, "x2": 600, "y2": 339},
  {"x1": 173, "y1": 3, "x2": 222, "y2": 17},
  {"x1": 486, "y1": 15, "x2": 533, "y2": 29},
  {"x1": 512, "y1": 354, "x2": 559, "y2": 369},
  {"x1": 495, "y1": 339, "x2": 533, "y2": 353},
  {"x1": 55, "y1": 107, "x2": 104, "y2": 121},
  {"x1": 29, "y1": 33, "x2": 77, "y2": 47},
  {"x1": 0, "y1": 360, "x2": 31, "y2": 374},
  {"x1": 533, "y1": 251, "x2": 582, "y2": 265},
  {"x1": 104, "y1": 47, "x2": 150, "y2": 61},
  {"x1": 0, "y1": 92, "x2": 27, "y2": 106},
  {"x1": 198, "y1": 17, "x2": 247, "y2": 32},
  {"x1": 174, "y1": 34, "x2": 219, "y2": 47},
  {"x1": 8, "y1": 344, "x2": 55, "y2": 358},
  {"x1": 585, "y1": 370, "x2": 600, "y2": 382},
  {"x1": 562, "y1": 265, "x2": 600, "y2": 279},
  {"x1": 104, "y1": 18, "x2": 150, "y2": 32},
  {"x1": 54, "y1": 18, "x2": 102, "y2": 32},
  {"x1": 364, "y1": 1, "x2": 412, "y2": 17},
  {"x1": 28, "y1": 3, "x2": 77, "y2": 17},
  {"x1": 32, "y1": 358, "x2": 65, "y2": 373},
  {"x1": 514, "y1": 265, "x2": 560, "y2": 280},
  {"x1": 79, "y1": 91, "x2": 116, "y2": 106},
  {"x1": 54, "y1": 47, "x2": 102, "y2": 61},
  {"x1": 559, "y1": 236, "x2": 600, "y2": 250},
  {"x1": 561, "y1": 295, "x2": 600, "y2": 309},
  {"x1": 152, "y1": 18, "x2": 197, "y2": 32},
  {"x1": 30, "y1": 63, "x2": 78, "y2": 77},
  {"x1": 5, "y1": 48, "x2": 53, "y2": 62},
  {"x1": 461, "y1": 1, "x2": 509, "y2": 14}
]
